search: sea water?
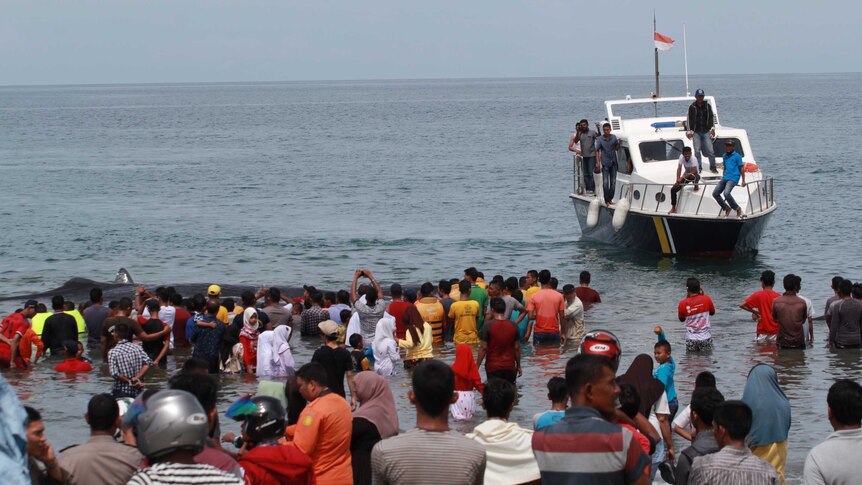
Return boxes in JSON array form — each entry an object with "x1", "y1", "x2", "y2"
[{"x1": 1, "y1": 74, "x2": 861, "y2": 483}]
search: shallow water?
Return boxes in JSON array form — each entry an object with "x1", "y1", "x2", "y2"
[{"x1": 2, "y1": 74, "x2": 861, "y2": 483}]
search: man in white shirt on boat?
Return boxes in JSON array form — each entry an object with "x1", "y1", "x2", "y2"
[{"x1": 668, "y1": 146, "x2": 701, "y2": 215}]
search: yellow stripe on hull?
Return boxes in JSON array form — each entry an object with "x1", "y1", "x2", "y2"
[{"x1": 652, "y1": 216, "x2": 672, "y2": 254}]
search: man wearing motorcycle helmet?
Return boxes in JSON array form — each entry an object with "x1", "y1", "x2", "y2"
[
  {"x1": 227, "y1": 395, "x2": 314, "y2": 484},
  {"x1": 126, "y1": 389, "x2": 243, "y2": 485}
]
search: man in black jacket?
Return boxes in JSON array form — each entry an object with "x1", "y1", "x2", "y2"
[{"x1": 687, "y1": 89, "x2": 717, "y2": 173}]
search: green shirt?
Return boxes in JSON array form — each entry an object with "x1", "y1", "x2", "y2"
[{"x1": 469, "y1": 285, "x2": 489, "y2": 332}]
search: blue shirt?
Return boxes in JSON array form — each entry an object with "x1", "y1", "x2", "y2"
[
  {"x1": 653, "y1": 332, "x2": 677, "y2": 402},
  {"x1": 595, "y1": 134, "x2": 619, "y2": 167},
  {"x1": 534, "y1": 410, "x2": 566, "y2": 431},
  {"x1": 722, "y1": 150, "x2": 744, "y2": 182},
  {"x1": 189, "y1": 315, "x2": 225, "y2": 365}
]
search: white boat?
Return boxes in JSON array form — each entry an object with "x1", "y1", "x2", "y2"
[{"x1": 570, "y1": 95, "x2": 776, "y2": 256}]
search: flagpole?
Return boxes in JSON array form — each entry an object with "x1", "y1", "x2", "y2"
[
  {"x1": 654, "y1": 12, "x2": 660, "y2": 98},
  {"x1": 683, "y1": 24, "x2": 690, "y2": 96}
]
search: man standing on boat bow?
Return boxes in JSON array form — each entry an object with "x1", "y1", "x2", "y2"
[
  {"x1": 595, "y1": 122, "x2": 620, "y2": 206},
  {"x1": 570, "y1": 119, "x2": 599, "y2": 194},
  {"x1": 687, "y1": 89, "x2": 717, "y2": 173},
  {"x1": 713, "y1": 140, "x2": 746, "y2": 219}
]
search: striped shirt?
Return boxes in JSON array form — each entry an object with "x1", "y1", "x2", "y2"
[
  {"x1": 371, "y1": 428, "x2": 487, "y2": 485},
  {"x1": 689, "y1": 446, "x2": 780, "y2": 485},
  {"x1": 128, "y1": 462, "x2": 244, "y2": 485},
  {"x1": 531, "y1": 407, "x2": 650, "y2": 485}
]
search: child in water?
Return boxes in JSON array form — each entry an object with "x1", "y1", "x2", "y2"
[
  {"x1": 349, "y1": 334, "x2": 371, "y2": 372},
  {"x1": 653, "y1": 325, "x2": 678, "y2": 419}
]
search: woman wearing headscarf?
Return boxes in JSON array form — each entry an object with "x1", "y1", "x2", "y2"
[
  {"x1": 270, "y1": 324, "x2": 296, "y2": 377},
  {"x1": 351, "y1": 372, "x2": 399, "y2": 485},
  {"x1": 451, "y1": 344, "x2": 484, "y2": 420},
  {"x1": 742, "y1": 363, "x2": 791, "y2": 484},
  {"x1": 618, "y1": 353, "x2": 673, "y2": 481},
  {"x1": 372, "y1": 315, "x2": 400, "y2": 376},
  {"x1": 255, "y1": 321, "x2": 274, "y2": 376},
  {"x1": 239, "y1": 308, "x2": 259, "y2": 374}
]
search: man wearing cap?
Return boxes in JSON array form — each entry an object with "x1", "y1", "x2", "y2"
[
  {"x1": 0, "y1": 300, "x2": 38, "y2": 367},
  {"x1": 206, "y1": 285, "x2": 230, "y2": 324},
  {"x1": 687, "y1": 89, "x2": 717, "y2": 173},
  {"x1": 311, "y1": 319, "x2": 357, "y2": 408},
  {"x1": 713, "y1": 139, "x2": 746, "y2": 219}
]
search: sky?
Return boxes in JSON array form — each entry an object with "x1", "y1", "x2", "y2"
[{"x1": 1, "y1": 0, "x2": 858, "y2": 85}]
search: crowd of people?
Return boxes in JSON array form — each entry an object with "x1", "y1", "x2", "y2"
[{"x1": 0, "y1": 266, "x2": 860, "y2": 485}]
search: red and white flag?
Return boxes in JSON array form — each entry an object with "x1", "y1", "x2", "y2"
[{"x1": 654, "y1": 32, "x2": 674, "y2": 51}]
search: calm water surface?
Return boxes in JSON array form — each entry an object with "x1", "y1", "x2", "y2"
[{"x1": 2, "y1": 74, "x2": 861, "y2": 483}]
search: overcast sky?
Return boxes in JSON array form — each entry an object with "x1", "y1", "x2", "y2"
[{"x1": 1, "y1": 0, "x2": 857, "y2": 85}]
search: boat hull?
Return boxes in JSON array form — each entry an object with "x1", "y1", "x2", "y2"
[{"x1": 571, "y1": 196, "x2": 773, "y2": 256}]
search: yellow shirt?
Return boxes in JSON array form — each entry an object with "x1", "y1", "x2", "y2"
[
  {"x1": 398, "y1": 322, "x2": 433, "y2": 360},
  {"x1": 448, "y1": 300, "x2": 480, "y2": 344},
  {"x1": 216, "y1": 305, "x2": 230, "y2": 324},
  {"x1": 524, "y1": 286, "x2": 540, "y2": 304},
  {"x1": 752, "y1": 441, "x2": 787, "y2": 485}
]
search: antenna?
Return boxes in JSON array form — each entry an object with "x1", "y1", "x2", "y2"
[
  {"x1": 683, "y1": 24, "x2": 690, "y2": 96},
  {"x1": 653, "y1": 11, "x2": 660, "y2": 99}
]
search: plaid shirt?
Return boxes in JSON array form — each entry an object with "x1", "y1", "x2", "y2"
[
  {"x1": 108, "y1": 339, "x2": 152, "y2": 397},
  {"x1": 300, "y1": 306, "x2": 331, "y2": 336}
]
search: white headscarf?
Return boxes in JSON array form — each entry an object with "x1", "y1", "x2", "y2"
[
  {"x1": 241, "y1": 307, "x2": 259, "y2": 341},
  {"x1": 271, "y1": 325, "x2": 295, "y2": 370},
  {"x1": 373, "y1": 315, "x2": 396, "y2": 363}
]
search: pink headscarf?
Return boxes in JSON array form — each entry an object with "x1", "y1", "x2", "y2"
[{"x1": 353, "y1": 372, "x2": 399, "y2": 438}]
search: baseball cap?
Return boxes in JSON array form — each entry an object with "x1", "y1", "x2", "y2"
[
  {"x1": 24, "y1": 300, "x2": 38, "y2": 308},
  {"x1": 318, "y1": 319, "x2": 340, "y2": 336},
  {"x1": 724, "y1": 139, "x2": 736, "y2": 146},
  {"x1": 695, "y1": 88, "x2": 705, "y2": 96},
  {"x1": 207, "y1": 284, "x2": 221, "y2": 296}
]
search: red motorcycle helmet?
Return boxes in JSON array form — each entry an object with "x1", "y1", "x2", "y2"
[{"x1": 579, "y1": 329, "x2": 622, "y2": 371}]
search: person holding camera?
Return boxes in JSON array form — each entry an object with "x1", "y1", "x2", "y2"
[{"x1": 569, "y1": 118, "x2": 599, "y2": 194}]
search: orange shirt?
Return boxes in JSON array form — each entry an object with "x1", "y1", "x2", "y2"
[
  {"x1": 416, "y1": 297, "x2": 445, "y2": 344},
  {"x1": 18, "y1": 328, "x2": 44, "y2": 367},
  {"x1": 291, "y1": 391, "x2": 353, "y2": 485},
  {"x1": 526, "y1": 288, "x2": 565, "y2": 334}
]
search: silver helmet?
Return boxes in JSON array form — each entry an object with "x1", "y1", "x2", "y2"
[{"x1": 132, "y1": 389, "x2": 208, "y2": 459}]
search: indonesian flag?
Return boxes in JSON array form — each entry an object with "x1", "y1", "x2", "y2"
[{"x1": 654, "y1": 32, "x2": 674, "y2": 51}]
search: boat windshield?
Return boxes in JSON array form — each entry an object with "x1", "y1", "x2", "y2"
[{"x1": 639, "y1": 139, "x2": 685, "y2": 162}]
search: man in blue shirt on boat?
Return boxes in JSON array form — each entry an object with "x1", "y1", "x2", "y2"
[{"x1": 713, "y1": 140, "x2": 746, "y2": 219}]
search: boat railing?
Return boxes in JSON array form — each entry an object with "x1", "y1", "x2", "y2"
[{"x1": 572, "y1": 154, "x2": 775, "y2": 217}]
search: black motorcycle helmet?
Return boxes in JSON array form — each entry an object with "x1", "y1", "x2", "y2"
[{"x1": 241, "y1": 396, "x2": 286, "y2": 443}]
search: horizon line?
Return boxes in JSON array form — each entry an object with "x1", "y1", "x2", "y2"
[{"x1": 1, "y1": 71, "x2": 860, "y2": 90}]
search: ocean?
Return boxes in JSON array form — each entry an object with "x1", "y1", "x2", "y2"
[{"x1": 1, "y1": 73, "x2": 860, "y2": 483}]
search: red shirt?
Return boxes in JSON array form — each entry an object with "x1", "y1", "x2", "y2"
[
  {"x1": 744, "y1": 289, "x2": 782, "y2": 335},
  {"x1": 527, "y1": 289, "x2": 566, "y2": 334},
  {"x1": 0, "y1": 313, "x2": 28, "y2": 358},
  {"x1": 387, "y1": 301, "x2": 411, "y2": 340},
  {"x1": 575, "y1": 287, "x2": 602, "y2": 306},
  {"x1": 483, "y1": 319, "x2": 518, "y2": 373},
  {"x1": 54, "y1": 358, "x2": 93, "y2": 373},
  {"x1": 239, "y1": 444, "x2": 315, "y2": 485},
  {"x1": 173, "y1": 307, "x2": 192, "y2": 348}
]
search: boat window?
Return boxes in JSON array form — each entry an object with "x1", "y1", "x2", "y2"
[
  {"x1": 712, "y1": 138, "x2": 745, "y2": 157},
  {"x1": 638, "y1": 140, "x2": 685, "y2": 163}
]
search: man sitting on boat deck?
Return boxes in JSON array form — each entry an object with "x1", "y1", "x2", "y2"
[
  {"x1": 668, "y1": 146, "x2": 700, "y2": 215},
  {"x1": 713, "y1": 140, "x2": 746, "y2": 219}
]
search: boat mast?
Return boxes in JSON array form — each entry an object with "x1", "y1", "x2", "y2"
[
  {"x1": 653, "y1": 12, "x2": 660, "y2": 98},
  {"x1": 683, "y1": 24, "x2": 690, "y2": 96}
]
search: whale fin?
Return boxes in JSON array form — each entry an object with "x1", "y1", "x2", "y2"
[{"x1": 114, "y1": 268, "x2": 134, "y2": 285}]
